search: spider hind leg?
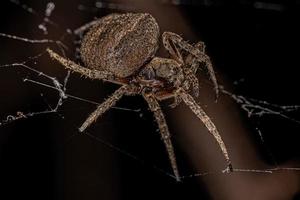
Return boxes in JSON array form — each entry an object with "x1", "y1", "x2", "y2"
[
  {"x1": 176, "y1": 88, "x2": 233, "y2": 172},
  {"x1": 79, "y1": 85, "x2": 129, "y2": 132},
  {"x1": 143, "y1": 92, "x2": 181, "y2": 182},
  {"x1": 162, "y1": 32, "x2": 219, "y2": 99}
]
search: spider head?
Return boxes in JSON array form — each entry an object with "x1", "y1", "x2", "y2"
[
  {"x1": 80, "y1": 13, "x2": 160, "y2": 78},
  {"x1": 140, "y1": 57, "x2": 185, "y2": 89}
]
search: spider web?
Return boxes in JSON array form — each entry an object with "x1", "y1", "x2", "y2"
[{"x1": 1, "y1": 0, "x2": 300, "y2": 184}]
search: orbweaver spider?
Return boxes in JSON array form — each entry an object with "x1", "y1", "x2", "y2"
[{"x1": 47, "y1": 12, "x2": 233, "y2": 181}]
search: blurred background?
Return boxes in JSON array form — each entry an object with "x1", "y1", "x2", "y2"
[{"x1": 0, "y1": 0, "x2": 300, "y2": 199}]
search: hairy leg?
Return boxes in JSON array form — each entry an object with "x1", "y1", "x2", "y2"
[
  {"x1": 185, "y1": 42, "x2": 206, "y2": 74},
  {"x1": 162, "y1": 32, "x2": 219, "y2": 98},
  {"x1": 47, "y1": 48, "x2": 126, "y2": 85},
  {"x1": 185, "y1": 73, "x2": 200, "y2": 97},
  {"x1": 143, "y1": 93, "x2": 181, "y2": 181},
  {"x1": 73, "y1": 19, "x2": 101, "y2": 36},
  {"x1": 169, "y1": 95, "x2": 182, "y2": 108},
  {"x1": 79, "y1": 85, "x2": 130, "y2": 132},
  {"x1": 176, "y1": 88, "x2": 233, "y2": 172},
  {"x1": 47, "y1": 48, "x2": 113, "y2": 80},
  {"x1": 73, "y1": 14, "x2": 120, "y2": 36},
  {"x1": 162, "y1": 33, "x2": 183, "y2": 64},
  {"x1": 183, "y1": 42, "x2": 203, "y2": 98}
]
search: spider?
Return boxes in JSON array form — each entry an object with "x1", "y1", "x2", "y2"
[{"x1": 47, "y1": 12, "x2": 233, "y2": 182}]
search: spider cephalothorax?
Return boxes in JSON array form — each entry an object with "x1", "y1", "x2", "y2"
[{"x1": 47, "y1": 12, "x2": 232, "y2": 181}]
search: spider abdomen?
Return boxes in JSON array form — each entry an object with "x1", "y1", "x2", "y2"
[{"x1": 80, "y1": 13, "x2": 160, "y2": 78}]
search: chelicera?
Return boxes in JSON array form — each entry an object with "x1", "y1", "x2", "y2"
[{"x1": 47, "y1": 12, "x2": 233, "y2": 181}]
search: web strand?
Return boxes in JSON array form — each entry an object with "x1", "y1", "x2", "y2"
[{"x1": 1, "y1": 2, "x2": 300, "y2": 181}]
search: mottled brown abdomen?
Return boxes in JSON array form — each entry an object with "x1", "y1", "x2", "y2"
[{"x1": 80, "y1": 13, "x2": 160, "y2": 78}]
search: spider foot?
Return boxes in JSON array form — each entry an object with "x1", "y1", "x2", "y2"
[
  {"x1": 174, "y1": 175, "x2": 181, "y2": 182},
  {"x1": 222, "y1": 163, "x2": 234, "y2": 174},
  {"x1": 78, "y1": 125, "x2": 87, "y2": 133}
]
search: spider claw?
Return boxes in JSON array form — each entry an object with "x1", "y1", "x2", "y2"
[
  {"x1": 175, "y1": 175, "x2": 181, "y2": 182},
  {"x1": 78, "y1": 126, "x2": 85, "y2": 133},
  {"x1": 222, "y1": 163, "x2": 234, "y2": 174},
  {"x1": 227, "y1": 163, "x2": 234, "y2": 172}
]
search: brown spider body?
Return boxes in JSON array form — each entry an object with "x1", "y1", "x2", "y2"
[
  {"x1": 80, "y1": 13, "x2": 160, "y2": 78},
  {"x1": 47, "y1": 12, "x2": 233, "y2": 182}
]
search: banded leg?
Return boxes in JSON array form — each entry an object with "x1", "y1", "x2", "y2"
[
  {"x1": 143, "y1": 93, "x2": 181, "y2": 181},
  {"x1": 162, "y1": 33, "x2": 183, "y2": 64},
  {"x1": 185, "y1": 42, "x2": 206, "y2": 74},
  {"x1": 169, "y1": 95, "x2": 182, "y2": 108},
  {"x1": 73, "y1": 14, "x2": 120, "y2": 36},
  {"x1": 184, "y1": 42, "x2": 203, "y2": 98},
  {"x1": 186, "y1": 73, "x2": 200, "y2": 97},
  {"x1": 171, "y1": 73, "x2": 199, "y2": 107},
  {"x1": 177, "y1": 88, "x2": 233, "y2": 172},
  {"x1": 73, "y1": 19, "x2": 101, "y2": 36},
  {"x1": 162, "y1": 32, "x2": 219, "y2": 98},
  {"x1": 79, "y1": 85, "x2": 129, "y2": 132},
  {"x1": 47, "y1": 48, "x2": 115, "y2": 81}
]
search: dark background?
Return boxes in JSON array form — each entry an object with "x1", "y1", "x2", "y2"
[{"x1": 0, "y1": 0, "x2": 300, "y2": 199}]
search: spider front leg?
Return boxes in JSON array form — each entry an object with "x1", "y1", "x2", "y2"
[
  {"x1": 184, "y1": 73, "x2": 200, "y2": 98},
  {"x1": 182, "y1": 42, "x2": 204, "y2": 98},
  {"x1": 79, "y1": 85, "x2": 130, "y2": 132},
  {"x1": 143, "y1": 92, "x2": 181, "y2": 182},
  {"x1": 185, "y1": 42, "x2": 206, "y2": 74},
  {"x1": 47, "y1": 48, "x2": 115, "y2": 81},
  {"x1": 176, "y1": 88, "x2": 233, "y2": 172},
  {"x1": 162, "y1": 32, "x2": 219, "y2": 98}
]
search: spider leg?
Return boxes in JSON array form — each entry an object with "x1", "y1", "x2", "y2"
[
  {"x1": 79, "y1": 85, "x2": 130, "y2": 132},
  {"x1": 47, "y1": 48, "x2": 112, "y2": 80},
  {"x1": 176, "y1": 88, "x2": 233, "y2": 172},
  {"x1": 194, "y1": 41, "x2": 206, "y2": 53},
  {"x1": 162, "y1": 32, "x2": 219, "y2": 99},
  {"x1": 162, "y1": 33, "x2": 184, "y2": 64},
  {"x1": 184, "y1": 42, "x2": 206, "y2": 98},
  {"x1": 73, "y1": 14, "x2": 119, "y2": 36},
  {"x1": 73, "y1": 19, "x2": 101, "y2": 36},
  {"x1": 143, "y1": 92, "x2": 181, "y2": 182},
  {"x1": 185, "y1": 42, "x2": 206, "y2": 74},
  {"x1": 169, "y1": 95, "x2": 182, "y2": 108},
  {"x1": 47, "y1": 49, "x2": 126, "y2": 85},
  {"x1": 185, "y1": 73, "x2": 200, "y2": 98}
]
